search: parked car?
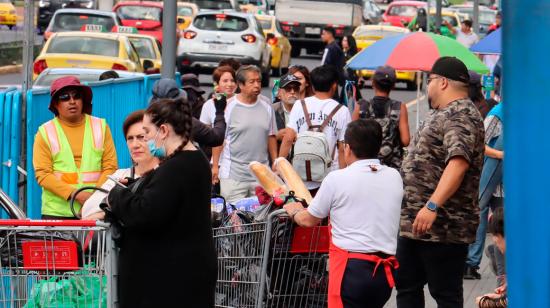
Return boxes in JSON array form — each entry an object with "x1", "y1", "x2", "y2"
[
  {"x1": 43, "y1": 8, "x2": 121, "y2": 40},
  {"x1": 113, "y1": 1, "x2": 164, "y2": 43},
  {"x1": 38, "y1": 0, "x2": 97, "y2": 33},
  {"x1": 0, "y1": 0, "x2": 17, "y2": 30},
  {"x1": 34, "y1": 68, "x2": 145, "y2": 86},
  {"x1": 362, "y1": 0, "x2": 383, "y2": 24},
  {"x1": 449, "y1": 4, "x2": 497, "y2": 35},
  {"x1": 181, "y1": 0, "x2": 238, "y2": 11},
  {"x1": 256, "y1": 14, "x2": 292, "y2": 76},
  {"x1": 382, "y1": 1, "x2": 425, "y2": 27},
  {"x1": 177, "y1": 11, "x2": 272, "y2": 86},
  {"x1": 33, "y1": 31, "x2": 146, "y2": 79},
  {"x1": 114, "y1": 26, "x2": 163, "y2": 74}
]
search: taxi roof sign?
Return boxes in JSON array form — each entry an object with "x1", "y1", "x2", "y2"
[
  {"x1": 113, "y1": 26, "x2": 138, "y2": 34},
  {"x1": 81, "y1": 24, "x2": 107, "y2": 32}
]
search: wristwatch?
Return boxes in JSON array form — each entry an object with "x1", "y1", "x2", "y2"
[{"x1": 425, "y1": 200, "x2": 439, "y2": 212}]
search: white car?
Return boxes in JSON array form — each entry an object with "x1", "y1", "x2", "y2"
[{"x1": 177, "y1": 11, "x2": 272, "y2": 87}]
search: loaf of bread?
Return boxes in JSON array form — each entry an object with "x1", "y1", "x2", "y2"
[
  {"x1": 274, "y1": 157, "x2": 313, "y2": 205},
  {"x1": 249, "y1": 161, "x2": 286, "y2": 195}
]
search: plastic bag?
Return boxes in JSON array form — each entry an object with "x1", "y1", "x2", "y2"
[{"x1": 23, "y1": 264, "x2": 107, "y2": 308}]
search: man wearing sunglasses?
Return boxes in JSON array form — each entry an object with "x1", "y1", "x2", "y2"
[
  {"x1": 273, "y1": 74, "x2": 301, "y2": 154},
  {"x1": 33, "y1": 76, "x2": 118, "y2": 219}
]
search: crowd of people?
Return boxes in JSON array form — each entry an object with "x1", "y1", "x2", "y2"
[{"x1": 32, "y1": 26, "x2": 505, "y2": 307}]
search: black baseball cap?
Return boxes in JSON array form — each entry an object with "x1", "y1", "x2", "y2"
[
  {"x1": 373, "y1": 65, "x2": 396, "y2": 85},
  {"x1": 430, "y1": 57, "x2": 470, "y2": 84},
  {"x1": 279, "y1": 74, "x2": 301, "y2": 88},
  {"x1": 468, "y1": 70, "x2": 481, "y2": 85}
]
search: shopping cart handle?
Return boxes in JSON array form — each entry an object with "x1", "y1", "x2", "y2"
[{"x1": 0, "y1": 219, "x2": 109, "y2": 227}]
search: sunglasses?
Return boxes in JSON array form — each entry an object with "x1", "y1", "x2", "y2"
[
  {"x1": 282, "y1": 85, "x2": 300, "y2": 92},
  {"x1": 58, "y1": 91, "x2": 82, "y2": 102}
]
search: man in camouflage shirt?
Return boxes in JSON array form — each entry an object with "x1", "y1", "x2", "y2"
[{"x1": 395, "y1": 57, "x2": 485, "y2": 308}]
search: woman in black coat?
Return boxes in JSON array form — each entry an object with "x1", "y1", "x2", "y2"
[{"x1": 108, "y1": 98, "x2": 216, "y2": 308}]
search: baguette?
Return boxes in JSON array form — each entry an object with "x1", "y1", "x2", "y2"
[
  {"x1": 274, "y1": 157, "x2": 313, "y2": 205},
  {"x1": 249, "y1": 161, "x2": 286, "y2": 195}
]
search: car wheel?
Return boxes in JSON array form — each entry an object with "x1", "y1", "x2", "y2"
[
  {"x1": 291, "y1": 47, "x2": 301, "y2": 58},
  {"x1": 281, "y1": 67, "x2": 289, "y2": 75},
  {"x1": 406, "y1": 80, "x2": 418, "y2": 91},
  {"x1": 261, "y1": 68, "x2": 270, "y2": 88},
  {"x1": 8, "y1": 25, "x2": 14, "y2": 30},
  {"x1": 272, "y1": 67, "x2": 281, "y2": 77}
]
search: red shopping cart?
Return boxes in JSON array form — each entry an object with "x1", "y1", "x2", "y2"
[{"x1": 0, "y1": 220, "x2": 117, "y2": 308}]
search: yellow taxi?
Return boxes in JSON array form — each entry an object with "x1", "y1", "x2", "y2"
[
  {"x1": 176, "y1": 2, "x2": 198, "y2": 31},
  {"x1": 256, "y1": 14, "x2": 292, "y2": 76},
  {"x1": 352, "y1": 25, "x2": 419, "y2": 90},
  {"x1": 33, "y1": 27, "x2": 144, "y2": 79},
  {"x1": 0, "y1": 0, "x2": 17, "y2": 30},
  {"x1": 114, "y1": 26, "x2": 162, "y2": 74}
]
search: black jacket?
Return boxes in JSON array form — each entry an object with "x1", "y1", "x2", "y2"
[
  {"x1": 109, "y1": 150, "x2": 216, "y2": 308},
  {"x1": 192, "y1": 115, "x2": 225, "y2": 147}
]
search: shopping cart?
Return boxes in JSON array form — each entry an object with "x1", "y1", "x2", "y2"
[
  {"x1": 214, "y1": 208, "x2": 329, "y2": 308},
  {"x1": 0, "y1": 220, "x2": 117, "y2": 308}
]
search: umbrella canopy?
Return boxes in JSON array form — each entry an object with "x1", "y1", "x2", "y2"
[
  {"x1": 470, "y1": 28, "x2": 501, "y2": 55},
  {"x1": 347, "y1": 32, "x2": 489, "y2": 74}
]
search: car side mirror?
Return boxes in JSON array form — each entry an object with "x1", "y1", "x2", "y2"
[
  {"x1": 177, "y1": 17, "x2": 185, "y2": 24},
  {"x1": 143, "y1": 59, "x2": 154, "y2": 72}
]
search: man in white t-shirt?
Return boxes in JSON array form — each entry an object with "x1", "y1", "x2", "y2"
[
  {"x1": 278, "y1": 65, "x2": 351, "y2": 191},
  {"x1": 284, "y1": 119, "x2": 403, "y2": 308},
  {"x1": 447, "y1": 19, "x2": 479, "y2": 48},
  {"x1": 216, "y1": 65, "x2": 278, "y2": 203}
]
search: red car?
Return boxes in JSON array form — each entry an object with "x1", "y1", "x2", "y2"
[
  {"x1": 113, "y1": 1, "x2": 164, "y2": 43},
  {"x1": 382, "y1": 1, "x2": 426, "y2": 27}
]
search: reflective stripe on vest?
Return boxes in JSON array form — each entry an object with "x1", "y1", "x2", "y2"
[{"x1": 38, "y1": 115, "x2": 106, "y2": 217}]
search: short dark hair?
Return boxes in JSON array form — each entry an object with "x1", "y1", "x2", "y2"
[
  {"x1": 323, "y1": 26, "x2": 336, "y2": 37},
  {"x1": 462, "y1": 20, "x2": 473, "y2": 28},
  {"x1": 372, "y1": 79, "x2": 393, "y2": 94},
  {"x1": 123, "y1": 110, "x2": 145, "y2": 137},
  {"x1": 488, "y1": 207, "x2": 504, "y2": 237},
  {"x1": 310, "y1": 65, "x2": 338, "y2": 92},
  {"x1": 344, "y1": 119, "x2": 382, "y2": 159},
  {"x1": 99, "y1": 70, "x2": 120, "y2": 81}
]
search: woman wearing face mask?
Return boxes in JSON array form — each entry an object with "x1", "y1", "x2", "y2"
[
  {"x1": 81, "y1": 110, "x2": 159, "y2": 220},
  {"x1": 107, "y1": 98, "x2": 216, "y2": 308}
]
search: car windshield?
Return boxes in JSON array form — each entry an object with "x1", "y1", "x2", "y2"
[
  {"x1": 51, "y1": 13, "x2": 116, "y2": 32},
  {"x1": 128, "y1": 37, "x2": 156, "y2": 59},
  {"x1": 187, "y1": 0, "x2": 233, "y2": 10},
  {"x1": 237, "y1": 0, "x2": 264, "y2": 5},
  {"x1": 455, "y1": 8, "x2": 496, "y2": 24},
  {"x1": 194, "y1": 14, "x2": 248, "y2": 32},
  {"x1": 116, "y1": 6, "x2": 162, "y2": 21},
  {"x1": 389, "y1": 5, "x2": 419, "y2": 17},
  {"x1": 258, "y1": 19, "x2": 272, "y2": 30},
  {"x1": 354, "y1": 29, "x2": 406, "y2": 38},
  {"x1": 177, "y1": 6, "x2": 194, "y2": 16},
  {"x1": 47, "y1": 36, "x2": 120, "y2": 57}
]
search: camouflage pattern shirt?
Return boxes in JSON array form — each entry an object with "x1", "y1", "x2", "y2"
[{"x1": 400, "y1": 98, "x2": 485, "y2": 244}]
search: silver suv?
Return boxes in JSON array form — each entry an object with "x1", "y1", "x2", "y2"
[{"x1": 177, "y1": 11, "x2": 272, "y2": 87}]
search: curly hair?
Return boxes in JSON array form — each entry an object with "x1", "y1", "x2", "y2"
[{"x1": 145, "y1": 97, "x2": 193, "y2": 162}]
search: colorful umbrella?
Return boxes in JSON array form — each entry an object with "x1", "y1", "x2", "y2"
[
  {"x1": 470, "y1": 28, "x2": 501, "y2": 55},
  {"x1": 347, "y1": 32, "x2": 489, "y2": 74}
]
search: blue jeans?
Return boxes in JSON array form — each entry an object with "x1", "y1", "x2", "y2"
[
  {"x1": 466, "y1": 204, "x2": 489, "y2": 268},
  {"x1": 466, "y1": 197, "x2": 503, "y2": 268}
]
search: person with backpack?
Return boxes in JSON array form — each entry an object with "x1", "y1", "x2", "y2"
[
  {"x1": 278, "y1": 65, "x2": 351, "y2": 193},
  {"x1": 352, "y1": 66, "x2": 410, "y2": 169}
]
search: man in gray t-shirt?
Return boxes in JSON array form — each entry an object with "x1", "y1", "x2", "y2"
[{"x1": 215, "y1": 66, "x2": 278, "y2": 203}]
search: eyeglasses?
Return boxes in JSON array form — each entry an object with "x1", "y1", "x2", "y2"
[
  {"x1": 427, "y1": 76, "x2": 444, "y2": 85},
  {"x1": 58, "y1": 91, "x2": 82, "y2": 102},
  {"x1": 282, "y1": 85, "x2": 300, "y2": 92}
]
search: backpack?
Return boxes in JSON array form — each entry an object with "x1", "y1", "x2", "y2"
[
  {"x1": 359, "y1": 98, "x2": 403, "y2": 168},
  {"x1": 292, "y1": 100, "x2": 342, "y2": 182}
]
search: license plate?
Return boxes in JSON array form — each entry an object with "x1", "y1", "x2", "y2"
[
  {"x1": 208, "y1": 44, "x2": 228, "y2": 51},
  {"x1": 305, "y1": 27, "x2": 321, "y2": 35}
]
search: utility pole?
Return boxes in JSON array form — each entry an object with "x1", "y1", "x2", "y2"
[
  {"x1": 161, "y1": 0, "x2": 177, "y2": 79},
  {"x1": 435, "y1": 0, "x2": 442, "y2": 32},
  {"x1": 473, "y1": 0, "x2": 480, "y2": 34}
]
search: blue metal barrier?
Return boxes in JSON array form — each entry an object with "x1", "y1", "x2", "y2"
[{"x1": 0, "y1": 89, "x2": 22, "y2": 218}]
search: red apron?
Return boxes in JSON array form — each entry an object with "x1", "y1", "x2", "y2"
[{"x1": 328, "y1": 240, "x2": 399, "y2": 308}]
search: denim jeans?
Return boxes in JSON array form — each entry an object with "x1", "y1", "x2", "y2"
[{"x1": 466, "y1": 197, "x2": 503, "y2": 269}]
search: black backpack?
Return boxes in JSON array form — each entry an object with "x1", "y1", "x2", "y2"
[{"x1": 359, "y1": 98, "x2": 403, "y2": 169}]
